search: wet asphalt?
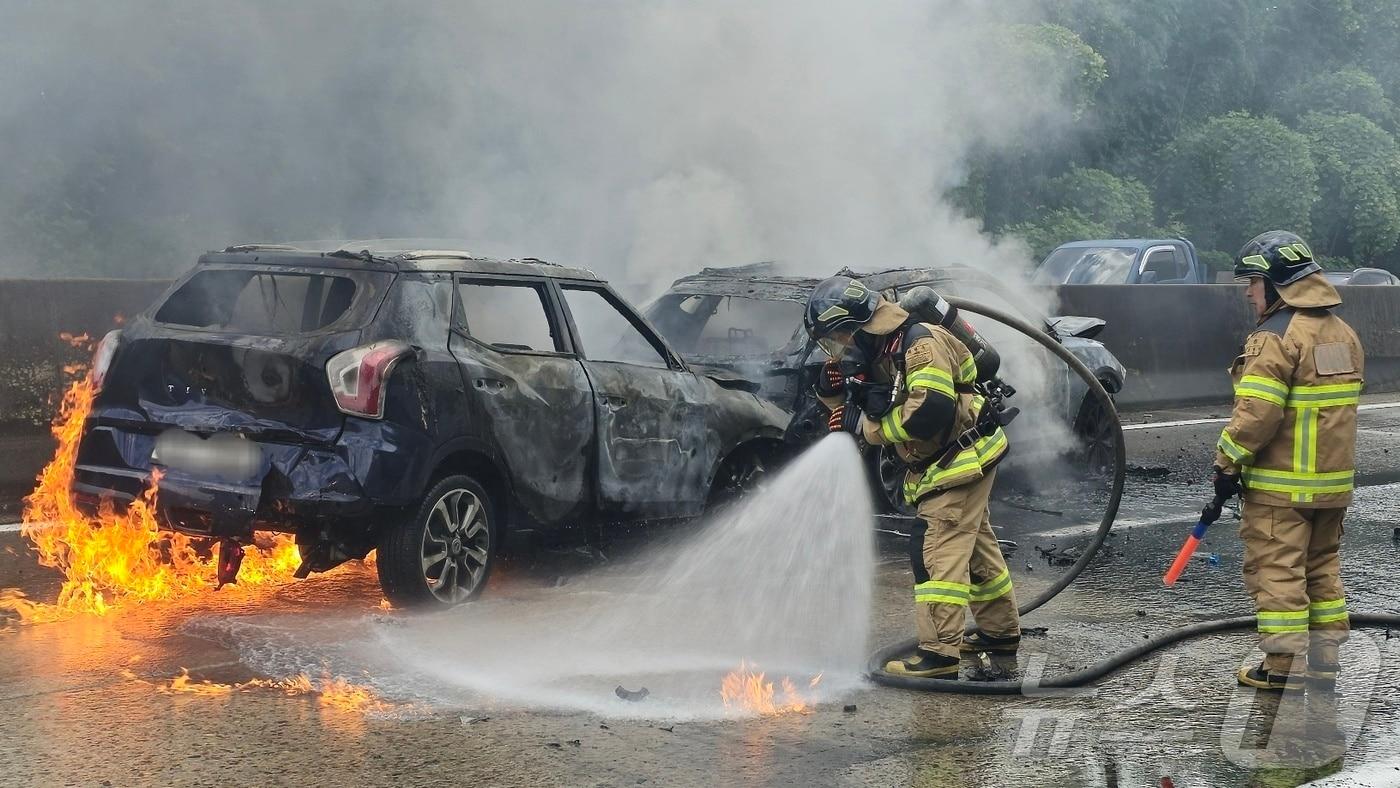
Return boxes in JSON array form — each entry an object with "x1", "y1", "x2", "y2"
[{"x1": 2, "y1": 400, "x2": 1400, "y2": 788}]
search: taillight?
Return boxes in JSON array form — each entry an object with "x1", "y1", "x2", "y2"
[
  {"x1": 90, "y1": 329, "x2": 122, "y2": 391},
  {"x1": 326, "y1": 341, "x2": 412, "y2": 419}
]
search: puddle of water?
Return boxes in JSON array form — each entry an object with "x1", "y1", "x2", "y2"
[{"x1": 190, "y1": 434, "x2": 877, "y2": 720}]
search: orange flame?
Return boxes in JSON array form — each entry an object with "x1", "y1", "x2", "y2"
[
  {"x1": 719, "y1": 661, "x2": 816, "y2": 715},
  {"x1": 1, "y1": 375, "x2": 301, "y2": 624},
  {"x1": 142, "y1": 668, "x2": 389, "y2": 714}
]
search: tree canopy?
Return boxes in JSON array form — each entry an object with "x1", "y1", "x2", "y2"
[{"x1": 976, "y1": 0, "x2": 1400, "y2": 273}]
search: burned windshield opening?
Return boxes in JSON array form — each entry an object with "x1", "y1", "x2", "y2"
[{"x1": 154, "y1": 268, "x2": 386, "y2": 334}]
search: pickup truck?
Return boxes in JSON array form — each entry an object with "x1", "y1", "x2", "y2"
[{"x1": 1033, "y1": 238, "x2": 1208, "y2": 285}]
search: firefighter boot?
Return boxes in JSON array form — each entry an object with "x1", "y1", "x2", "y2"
[
  {"x1": 1308, "y1": 641, "x2": 1340, "y2": 688},
  {"x1": 1238, "y1": 661, "x2": 1305, "y2": 692},
  {"x1": 960, "y1": 631, "x2": 1020, "y2": 655},
  {"x1": 885, "y1": 648, "x2": 959, "y2": 678}
]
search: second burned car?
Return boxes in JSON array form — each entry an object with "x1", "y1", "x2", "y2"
[{"x1": 645, "y1": 262, "x2": 1127, "y2": 515}]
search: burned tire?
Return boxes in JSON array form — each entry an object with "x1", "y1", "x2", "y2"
[
  {"x1": 706, "y1": 448, "x2": 771, "y2": 513},
  {"x1": 873, "y1": 444, "x2": 916, "y2": 518},
  {"x1": 377, "y1": 474, "x2": 496, "y2": 608},
  {"x1": 1074, "y1": 385, "x2": 1117, "y2": 476}
]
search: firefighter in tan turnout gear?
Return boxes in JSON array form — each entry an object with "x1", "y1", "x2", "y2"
[
  {"x1": 804, "y1": 276, "x2": 1020, "y2": 679},
  {"x1": 1213, "y1": 231, "x2": 1363, "y2": 691}
]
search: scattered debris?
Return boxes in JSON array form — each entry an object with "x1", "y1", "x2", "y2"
[
  {"x1": 659, "y1": 725, "x2": 674, "y2": 733},
  {"x1": 546, "y1": 742, "x2": 562, "y2": 749},
  {"x1": 615, "y1": 685, "x2": 650, "y2": 702},
  {"x1": 460, "y1": 716, "x2": 490, "y2": 725},
  {"x1": 567, "y1": 740, "x2": 581, "y2": 747},
  {"x1": 997, "y1": 539, "x2": 1018, "y2": 556},
  {"x1": 1035, "y1": 544, "x2": 1081, "y2": 566},
  {"x1": 1135, "y1": 610, "x2": 1147, "y2": 617},
  {"x1": 1002, "y1": 500, "x2": 1063, "y2": 517},
  {"x1": 1127, "y1": 465, "x2": 1171, "y2": 479},
  {"x1": 843, "y1": 704, "x2": 857, "y2": 713},
  {"x1": 1021, "y1": 626, "x2": 1049, "y2": 638},
  {"x1": 599, "y1": 723, "x2": 610, "y2": 730}
]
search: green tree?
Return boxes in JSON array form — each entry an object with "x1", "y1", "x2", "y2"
[
  {"x1": 1002, "y1": 167, "x2": 1157, "y2": 259},
  {"x1": 1005, "y1": 209, "x2": 1112, "y2": 262},
  {"x1": 1042, "y1": 167, "x2": 1155, "y2": 230},
  {"x1": 1159, "y1": 112, "x2": 1318, "y2": 253},
  {"x1": 1297, "y1": 112, "x2": 1400, "y2": 265},
  {"x1": 1006, "y1": 23, "x2": 1108, "y2": 119},
  {"x1": 1282, "y1": 68, "x2": 1396, "y2": 128}
]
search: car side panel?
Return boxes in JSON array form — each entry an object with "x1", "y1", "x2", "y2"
[{"x1": 446, "y1": 279, "x2": 595, "y2": 527}]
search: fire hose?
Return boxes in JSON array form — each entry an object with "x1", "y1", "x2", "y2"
[{"x1": 867, "y1": 297, "x2": 1400, "y2": 694}]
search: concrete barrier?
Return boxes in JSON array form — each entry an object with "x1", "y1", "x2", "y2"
[
  {"x1": 1054, "y1": 283, "x2": 1400, "y2": 407},
  {"x1": 0, "y1": 279, "x2": 172, "y2": 511}
]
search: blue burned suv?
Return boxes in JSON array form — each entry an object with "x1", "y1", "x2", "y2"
[{"x1": 73, "y1": 243, "x2": 789, "y2": 606}]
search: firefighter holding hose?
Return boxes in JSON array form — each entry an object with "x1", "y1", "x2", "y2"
[
  {"x1": 1213, "y1": 231, "x2": 1363, "y2": 691},
  {"x1": 806, "y1": 276, "x2": 1020, "y2": 678}
]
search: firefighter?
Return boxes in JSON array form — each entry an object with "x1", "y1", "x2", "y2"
[
  {"x1": 1213, "y1": 231, "x2": 1363, "y2": 691},
  {"x1": 805, "y1": 276, "x2": 1019, "y2": 678}
]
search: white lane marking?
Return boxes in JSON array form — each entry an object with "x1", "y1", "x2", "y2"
[{"x1": 1123, "y1": 401, "x2": 1400, "y2": 431}]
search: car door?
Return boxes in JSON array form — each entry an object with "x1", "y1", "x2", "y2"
[
  {"x1": 554, "y1": 281, "x2": 715, "y2": 519},
  {"x1": 448, "y1": 275, "x2": 595, "y2": 526}
]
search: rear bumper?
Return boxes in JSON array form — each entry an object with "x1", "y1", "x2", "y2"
[{"x1": 72, "y1": 420, "x2": 430, "y2": 539}]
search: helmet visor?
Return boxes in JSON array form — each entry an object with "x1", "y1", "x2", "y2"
[{"x1": 817, "y1": 337, "x2": 848, "y2": 360}]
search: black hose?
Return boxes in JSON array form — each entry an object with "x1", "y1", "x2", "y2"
[
  {"x1": 869, "y1": 613, "x2": 1400, "y2": 694},
  {"x1": 866, "y1": 298, "x2": 1400, "y2": 693}
]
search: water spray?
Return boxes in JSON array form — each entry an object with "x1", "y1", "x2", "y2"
[{"x1": 868, "y1": 296, "x2": 1400, "y2": 694}]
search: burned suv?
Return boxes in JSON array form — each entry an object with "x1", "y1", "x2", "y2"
[{"x1": 73, "y1": 243, "x2": 789, "y2": 606}]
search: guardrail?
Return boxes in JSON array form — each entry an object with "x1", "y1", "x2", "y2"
[{"x1": 1054, "y1": 283, "x2": 1400, "y2": 407}]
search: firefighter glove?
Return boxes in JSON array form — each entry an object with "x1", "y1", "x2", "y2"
[
  {"x1": 1211, "y1": 465, "x2": 1242, "y2": 500},
  {"x1": 827, "y1": 405, "x2": 846, "y2": 433},
  {"x1": 849, "y1": 379, "x2": 894, "y2": 418},
  {"x1": 816, "y1": 361, "x2": 846, "y2": 397}
]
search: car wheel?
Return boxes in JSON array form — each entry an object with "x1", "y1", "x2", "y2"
[
  {"x1": 706, "y1": 448, "x2": 770, "y2": 512},
  {"x1": 1074, "y1": 385, "x2": 1117, "y2": 475},
  {"x1": 874, "y1": 444, "x2": 916, "y2": 518},
  {"x1": 377, "y1": 474, "x2": 496, "y2": 608}
]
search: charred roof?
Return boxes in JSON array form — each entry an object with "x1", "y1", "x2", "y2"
[
  {"x1": 665, "y1": 261, "x2": 998, "y2": 301},
  {"x1": 204, "y1": 240, "x2": 599, "y2": 280}
]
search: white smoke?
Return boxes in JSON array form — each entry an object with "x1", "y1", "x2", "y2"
[{"x1": 1, "y1": 1, "x2": 1078, "y2": 295}]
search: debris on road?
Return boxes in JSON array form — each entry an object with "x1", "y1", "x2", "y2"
[
  {"x1": 843, "y1": 704, "x2": 857, "y2": 713},
  {"x1": 615, "y1": 685, "x2": 650, "y2": 702}
]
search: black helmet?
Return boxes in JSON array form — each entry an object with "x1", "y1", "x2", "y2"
[
  {"x1": 804, "y1": 276, "x2": 878, "y2": 344},
  {"x1": 1234, "y1": 231, "x2": 1321, "y2": 286}
]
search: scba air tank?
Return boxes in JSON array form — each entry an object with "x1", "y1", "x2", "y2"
[{"x1": 897, "y1": 286, "x2": 1001, "y2": 383}]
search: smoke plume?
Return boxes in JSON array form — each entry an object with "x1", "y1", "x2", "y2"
[{"x1": 1, "y1": 1, "x2": 1080, "y2": 295}]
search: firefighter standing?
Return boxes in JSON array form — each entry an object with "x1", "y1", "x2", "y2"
[
  {"x1": 1213, "y1": 231, "x2": 1363, "y2": 691},
  {"x1": 805, "y1": 276, "x2": 1020, "y2": 679}
]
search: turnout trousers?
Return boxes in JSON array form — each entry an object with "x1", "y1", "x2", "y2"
[
  {"x1": 1240, "y1": 500, "x2": 1350, "y2": 675},
  {"x1": 910, "y1": 469, "x2": 1020, "y2": 658}
]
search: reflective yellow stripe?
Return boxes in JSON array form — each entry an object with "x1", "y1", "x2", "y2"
[
  {"x1": 1257, "y1": 610, "x2": 1309, "y2": 633},
  {"x1": 1309, "y1": 599, "x2": 1348, "y2": 624},
  {"x1": 957, "y1": 355, "x2": 977, "y2": 384},
  {"x1": 1217, "y1": 430, "x2": 1254, "y2": 464},
  {"x1": 914, "y1": 579, "x2": 971, "y2": 606},
  {"x1": 969, "y1": 568, "x2": 1012, "y2": 602},
  {"x1": 907, "y1": 368, "x2": 955, "y2": 400},
  {"x1": 1235, "y1": 375, "x2": 1287, "y2": 406},
  {"x1": 1286, "y1": 382, "x2": 1362, "y2": 408},
  {"x1": 1291, "y1": 406, "x2": 1319, "y2": 503},
  {"x1": 880, "y1": 408, "x2": 911, "y2": 443},
  {"x1": 1241, "y1": 467, "x2": 1353, "y2": 495},
  {"x1": 902, "y1": 426, "x2": 1008, "y2": 501}
]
